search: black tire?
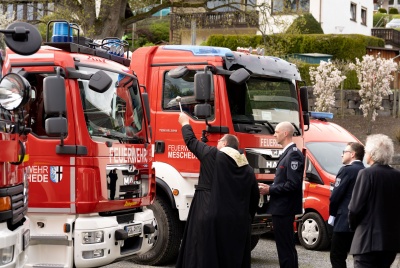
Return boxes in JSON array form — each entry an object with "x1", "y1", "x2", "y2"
[
  {"x1": 298, "y1": 212, "x2": 330, "y2": 250},
  {"x1": 250, "y1": 235, "x2": 260, "y2": 251},
  {"x1": 130, "y1": 195, "x2": 184, "y2": 265}
]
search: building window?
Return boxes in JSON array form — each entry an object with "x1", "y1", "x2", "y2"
[
  {"x1": 361, "y1": 7, "x2": 367, "y2": 26},
  {"x1": 27, "y1": 4, "x2": 34, "y2": 20},
  {"x1": 7, "y1": 4, "x2": 13, "y2": 19},
  {"x1": 37, "y1": 3, "x2": 44, "y2": 19},
  {"x1": 272, "y1": 0, "x2": 310, "y2": 14},
  {"x1": 17, "y1": 4, "x2": 24, "y2": 20},
  {"x1": 388, "y1": 0, "x2": 394, "y2": 4},
  {"x1": 350, "y1": 2, "x2": 357, "y2": 21}
]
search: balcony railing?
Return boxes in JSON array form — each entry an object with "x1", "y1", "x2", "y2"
[
  {"x1": 371, "y1": 28, "x2": 400, "y2": 48},
  {"x1": 170, "y1": 11, "x2": 259, "y2": 30}
]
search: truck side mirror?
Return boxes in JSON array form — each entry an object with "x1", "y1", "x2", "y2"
[
  {"x1": 0, "y1": 73, "x2": 31, "y2": 111},
  {"x1": 168, "y1": 66, "x2": 189, "y2": 78},
  {"x1": 229, "y1": 68, "x2": 250, "y2": 84},
  {"x1": 194, "y1": 103, "x2": 212, "y2": 119},
  {"x1": 194, "y1": 73, "x2": 211, "y2": 101},
  {"x1": 3, "y1": 22, "x2": 42, "y2": 56},
  {"x1": 89, "y1": 70, "x2": 112, "y2": 93},
  {"x1": 43, "y1": 75, "x2": 67, "y2": 136},
  {"x1": 300, "y1": 86, "x2": 310, "y2": 130},
  {"x1": 300, "y1": 86, "x2": 309, "y2": 112}
]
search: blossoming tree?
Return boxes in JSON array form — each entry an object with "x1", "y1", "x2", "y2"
[
  {"x1": 349, "y1": 54, "x2": 398, "y2": 134},
  {"x1": 309, "y1": 60, "x2": 346, "y2": 112}
]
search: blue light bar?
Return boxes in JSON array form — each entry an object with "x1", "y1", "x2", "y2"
[
  {"x1": 310, "y1": 111, "x2": 334, "y2": 119},
  {"x1": 52, "y1": 22, "x2": 72, "y2": 42},
  {"x1": 163, "y1": 45, "x2": 232, "y2": 56}
]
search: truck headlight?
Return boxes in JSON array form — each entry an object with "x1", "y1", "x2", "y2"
[
  {"x1": 0, "y1": 245, "x2": 14, "y2": 265},
  {"x1": 82, "y1": 231, "x2": 104, "y2": 244}
]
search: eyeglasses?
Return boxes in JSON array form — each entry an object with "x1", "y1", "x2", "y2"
[{"x1": 342, "y1": 150, "x2": 352, "y2": 155}]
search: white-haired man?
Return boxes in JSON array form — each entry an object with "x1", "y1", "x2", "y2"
[{"x1": 348, "y1": 134, "x2": 400, "y2": 268}]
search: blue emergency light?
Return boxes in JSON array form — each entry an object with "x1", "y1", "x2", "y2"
[
  {"x1": 51, "y1": 22, "x2": 73, "y2": 43},
  {"x1": 309, "y1": 111, "x2": 334, "y2": 119}
]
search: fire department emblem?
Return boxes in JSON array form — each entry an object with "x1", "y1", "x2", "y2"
[
  {"x1": 50, "y1": 166, "x2": 63, "y2": 183},
  {"x1": 291, "y1": 161, "x2": 298, "y2": 170}
]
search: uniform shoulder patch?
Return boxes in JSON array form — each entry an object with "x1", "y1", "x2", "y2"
[
  {"x1": 291, "y1": 161, "x2": 299, "y2": 170},
  {"x1": 293, "y1": 147, "x2": 298, "y2": 151},
  {"x1": 335, "y1": 177, "x2": 341, "y2": 187}
]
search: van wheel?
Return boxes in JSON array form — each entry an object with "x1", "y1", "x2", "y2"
[
  {"x1": 298, "y1": 212, "x2": 330, "y2": 250},
  {"x1": 250, "y1": 235, "x2": 260, "y2": 251},
  {"x1": 130, "y1": 195, "x2": 184, "y2": 265}
]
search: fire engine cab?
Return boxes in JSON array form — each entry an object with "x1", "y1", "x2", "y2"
[
  {"x1": 129, "y1": 45, "x2": 310, "y2": 265},
  {"x1": 0, "y1": 21, "x2": 42, "y2": 268},
  {"x1": 2, "y1": 20, "x2": 156, "y2": 268}
]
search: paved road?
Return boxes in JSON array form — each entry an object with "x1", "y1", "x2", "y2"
[{"x1": 102, "y1": 233, "x2": 400, "y2": 268}]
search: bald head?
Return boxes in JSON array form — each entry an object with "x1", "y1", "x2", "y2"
[{"x1": 274, "y1": 121, "x2": 294, "y2": 147}]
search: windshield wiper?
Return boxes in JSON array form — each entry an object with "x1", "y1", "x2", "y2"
[
  {"x1": 291, "y1": 123, "x2": 301, "y2": 136},
  {"x1": 232, "y1": 118, "x2": 274, "y2": 134}
]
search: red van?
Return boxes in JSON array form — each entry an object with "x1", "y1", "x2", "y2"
[{"x1": 297, "y1": 113, "x2": 362, "y2": 250}]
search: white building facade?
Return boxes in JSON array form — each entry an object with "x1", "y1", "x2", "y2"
[{"x1": 258, "y1": 0, "x2": 374, "y2": 36}]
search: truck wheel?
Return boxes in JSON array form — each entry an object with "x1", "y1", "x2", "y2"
[
  {"x1": 250, "y1": 235, "x2": 260, "y2": 251},
  {"x1": 298, "y1": 212, "x2": 330, "y2": 250},
  {"x1": 130, "y1": 195, "x2": 184, "y2": 265}
]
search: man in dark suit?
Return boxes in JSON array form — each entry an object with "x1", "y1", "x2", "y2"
[
  {"x1": 329, "y1": 142, "x2": 365, "y2": 268},
  {"x1": 348, "y1": 134, "x2": 400, "y2": 268},
  {"x1": 259, "y1": 121, "x2": 304, "y2": 268}
]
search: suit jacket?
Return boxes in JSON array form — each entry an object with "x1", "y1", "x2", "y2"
[
  {"x1": 348, "y1": 164, "x2": 400, "y2": 255},
  {"x1": 329, "y1": 161, "x2": 365, "y2": 232},
  {"x1": 267, "y1": 143, "x2": 304, "y2": 216}
]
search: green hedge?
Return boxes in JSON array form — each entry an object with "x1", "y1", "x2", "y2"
[{"x1": 206, "y1": 34, "x2": 384, "y2": 61}]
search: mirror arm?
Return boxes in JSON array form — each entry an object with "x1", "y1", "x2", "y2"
[{"x1": 0, "y1": 27, "x2": 30, "y2": 42}]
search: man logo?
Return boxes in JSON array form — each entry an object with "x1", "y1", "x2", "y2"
[
  {"x1": 50, "y1": 166, "x2": 63, "y2": 183},
  {"x1": 291, "y1": 161, "x2": 298, "y2": 170}
]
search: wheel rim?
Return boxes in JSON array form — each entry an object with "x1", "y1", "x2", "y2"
[{"x1": 301, "y1": 218, "x2": 320, "y2": 246}]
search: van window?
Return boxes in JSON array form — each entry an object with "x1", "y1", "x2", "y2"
[{"x1": 306, "y1": 142, "x2": 347, "y2": 175}]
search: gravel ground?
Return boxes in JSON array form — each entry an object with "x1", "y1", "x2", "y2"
[{"x1": 102, "y1": 233, "x2": 400, "y2": 268}]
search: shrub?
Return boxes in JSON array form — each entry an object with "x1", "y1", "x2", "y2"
[
  {"x1": 285, "y1": 13, "x2": 324, "y2": 34},
  {"x1": 373, "y1": 12, "x2": 388, "y2": 27},
  {"x1": 378, "y1": 8, "x2": 387, "y2": 13},
  {"x1": 389, "y1": 7, "x2": 399, "y2": 14}
]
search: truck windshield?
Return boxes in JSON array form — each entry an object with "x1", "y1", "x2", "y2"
[
  {"x1": 77, "y1": 67, "x2": 145, "y2": 143},
  {"x1": 227, "y1": 77, "x2": 300, "y2": 132}
]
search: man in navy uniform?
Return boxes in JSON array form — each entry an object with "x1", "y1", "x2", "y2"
[
  {"x1": 329, "y1": 142, "x2": 365, "y2": 268},
  {"x1": 259, "y1": 121, "x2": 304, "y2": 268}
]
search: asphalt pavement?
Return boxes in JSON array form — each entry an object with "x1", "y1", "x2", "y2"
[{"x1": 102, "y1": 233, "x2": 400, "y2": 268}]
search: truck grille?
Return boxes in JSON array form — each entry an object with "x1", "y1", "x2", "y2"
[
  {"x1": 0, "y1": 183, "x2": 28, "y2": 225},
  {"x1": 245, "y1": 148, "x2": 281, "y2": 175}
]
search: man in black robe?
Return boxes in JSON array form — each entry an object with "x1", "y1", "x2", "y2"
[{"x1": 176, "y1": 113, "x2": 259, "y2": 268}]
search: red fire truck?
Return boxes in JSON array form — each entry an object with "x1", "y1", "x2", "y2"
[
  {"x1": 129, "y1": 45, "x2": 310, "y2": 265},
  {"x1": 2, "y1": 20, "x2": 156, "y2": 267},
  {"x1": 0, "y1": 21, "x2": 42, "y2": 268}
]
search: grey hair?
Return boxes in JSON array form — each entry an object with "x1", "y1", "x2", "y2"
[{"x1": 365, "y1": 134, "x2": 394, "y2": 165}]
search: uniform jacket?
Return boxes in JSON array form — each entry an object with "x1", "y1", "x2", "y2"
[
  {"x1": 348, "y1": 164, "x2": 400, "y2": 255},
  {"x1": 329, "y1": 161, "x2": 364, "y2": 232},
  {"x1": 176, "y1": 125, "x2": 259, "y2": 268},
  {"x1": 267, "y1": 143, "x2": 304, "y2": 216}
]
